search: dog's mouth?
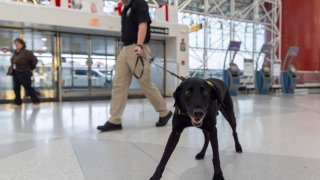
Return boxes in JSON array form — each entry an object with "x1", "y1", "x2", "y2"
[{"x1": 191, "y1": 117, "x2": 204, "y2": 127}]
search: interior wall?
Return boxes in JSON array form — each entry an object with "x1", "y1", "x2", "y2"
[{"x1": 282, "y1": 0, "x2": 320, "y2": 71}]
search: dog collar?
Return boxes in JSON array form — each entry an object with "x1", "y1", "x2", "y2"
[
  {"x1": 206, "y1": 80, "x2": 214, "y2": 87},
  {"x1": 174, "y1": 107, "x2": 187, "y2": 116}
]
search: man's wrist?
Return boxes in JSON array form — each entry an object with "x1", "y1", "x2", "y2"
[{"x1": 136, "y1": 44, "x2": 143, "y2": 49}]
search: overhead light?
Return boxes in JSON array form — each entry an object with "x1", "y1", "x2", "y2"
[
  {"x1": 42, "y1": 47, "x2": 47, "y2": 50},
  {"x1": 41, "y1": 38, "x2": 47, "y2": 41}
]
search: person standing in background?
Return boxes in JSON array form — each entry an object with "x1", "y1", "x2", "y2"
[
  {"x1": 11, "y1": 38, "x2": 40, "y2": 107},
  {"x1": 97, "y1": 0, "x2": 172, "y2": 132}
]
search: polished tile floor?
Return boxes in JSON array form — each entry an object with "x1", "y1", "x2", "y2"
[{"x1": 0, "y1": 95, "x2": 320, "y2": 180}]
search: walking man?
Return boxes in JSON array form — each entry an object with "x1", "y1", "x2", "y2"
[{"x1": 97, "y1": 0, "x2": 172, "y2": 132}]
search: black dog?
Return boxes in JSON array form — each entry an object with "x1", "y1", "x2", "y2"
[{"x1": 150, "y1": 77, "x2": 242, "y2": 180}]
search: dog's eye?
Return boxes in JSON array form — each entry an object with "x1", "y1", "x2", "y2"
[
  {"x1": 185, "y1": 91, "x2": 192, "y2": 96},
  {"x1": 202, "y1": 90, "x2": 208, "y2": 96}
]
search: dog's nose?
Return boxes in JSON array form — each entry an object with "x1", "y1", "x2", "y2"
[{"x1": 193, "y1": 109, "x2": 204, "y2": 118}]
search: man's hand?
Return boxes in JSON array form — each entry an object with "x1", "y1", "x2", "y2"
[{"x1": 134, "y1": 45, "x2": 143, "y2": 56}]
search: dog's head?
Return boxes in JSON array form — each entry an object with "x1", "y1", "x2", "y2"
[{"x1": 173, "y1": 77, "x2": 222, "y2": 127}]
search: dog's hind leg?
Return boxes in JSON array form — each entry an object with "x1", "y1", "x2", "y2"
[
  {"x1": 150, "y1": 128, "x2": 184, "y2": 180},
  {"x1": 195, "y1": 129, "x2": 209, "y2": 160},
  {"x1": 220, "y1": 92, "x2": 242, "y2": 153}
]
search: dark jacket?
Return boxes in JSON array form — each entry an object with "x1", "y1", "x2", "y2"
[
  {"x1": 11, "y1": 49, "x2": 38, "y2": 72},
  {"x1": 121, "y1": 0, "x2": 152, "y2": 44}
]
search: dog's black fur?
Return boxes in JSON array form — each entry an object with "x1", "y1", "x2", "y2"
[{"x1": 150, "y1": 77, "x2": 242, "y2": 180}]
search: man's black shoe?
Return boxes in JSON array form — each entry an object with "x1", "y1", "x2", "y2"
[
  {"x1": 97, "y1": 122, "x2": 122, "y2": 132},
  {"x1": 156, "y1": 111, "x2": 173, "y2": 127}
]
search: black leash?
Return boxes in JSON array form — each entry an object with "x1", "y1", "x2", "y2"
[
  {"x1": 133, "y1": 56, "x2": 186, "y2": 81},
  {"x1": 133, "y1": 56, "x2": 145, "y2": 79}
]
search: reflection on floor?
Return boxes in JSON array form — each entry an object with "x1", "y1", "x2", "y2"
[{"x1": 0, "y1": 95, "x2": 320, "y2": 180}]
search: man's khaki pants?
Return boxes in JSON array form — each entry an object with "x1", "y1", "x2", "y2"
[{"x1": 108, "y1": 44, "x2": 168, "y2": 124}]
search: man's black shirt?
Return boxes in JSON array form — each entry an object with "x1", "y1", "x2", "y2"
[{"x1": 121, "y1": 0, "x2": 152, "y2": 44}]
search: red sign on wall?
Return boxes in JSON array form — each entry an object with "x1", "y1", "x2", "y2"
[{"x1": 90, "y1": 18, "x2": 100, "y2": 26}]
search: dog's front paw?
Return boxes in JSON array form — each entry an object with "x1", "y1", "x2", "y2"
[
  {"x1": 149, "y1": 175, "x2": 161, "y2": 180},
  {"x1": 195, "y1": 152, "x2": 205, "y2": 160},
  {"x1": 149, "y1": 177, "x2": 159, "y2": 180},
  {"x1": 235, "y1": 144, "x2": 243, "y2": 153},
  {"x1": 212, "y1": 173, "x2": 225, "y2": 180}
]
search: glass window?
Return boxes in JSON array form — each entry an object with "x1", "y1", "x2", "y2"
[
  {"x1": 24, "y1": 30, "x2": 55, "y2": 89},
  {"x1": 179, "y1": 11, "x2": 267, "y2": 82},
  {"x1": 75, "y1": 70, "x2": 87, "y2": 76},
  {"x1": 92, "y1": 37, "x2": 106, "y2": 55},
  {"x1": 91, "y1": 36, "x2": 115, "y2": 89},
  {"x1": 0, "y1": 29, "x2": 19, "y2": 100},
  {"x1": 61, "y1": 34, "x2": 89, "y2": 89},
  {"x1": 62, "y1": 34, "x2": 88, "y2": 54}
]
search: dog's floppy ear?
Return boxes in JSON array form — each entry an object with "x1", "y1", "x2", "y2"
[
  {"x1": 206, "y1": 81, "x2": 225, "y2": 107},
  {"x1": 173, "y1": 85, "x2": 182, "y2": 108},
  {"x1": 211, "y1": 85, "x2": 224, "y2": 107}
]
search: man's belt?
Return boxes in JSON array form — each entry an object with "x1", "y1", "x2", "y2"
[
  {"x1": 123, "y1": 42, "x2": 136, "y2": 46},
  {"x1": 123, "y1": 42, "x2": 148, "y2": 46}
]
